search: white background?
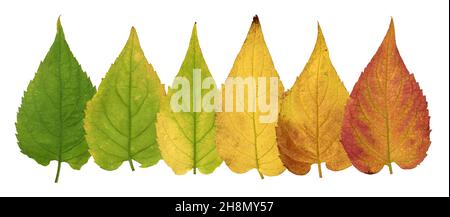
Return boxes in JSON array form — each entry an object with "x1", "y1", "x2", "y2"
[{"x1": 0, "y1": 0, "x2": 448, "y2": 196}]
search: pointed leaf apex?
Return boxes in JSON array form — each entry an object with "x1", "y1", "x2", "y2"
[
  {"x1": 389, "y1": 17, "x2": 395, "y2": 33},
  {"x1": 317, "y1": 22, "x2": 323, "y2": 36},
  {"x1": 249, "y1": 15, "x2": 262, "y2": 32},
  {"x1": 56, "y1": 16, "x2": 63, "y2": 33},
  {"x1": 252, "y1": 15, "x2": 260, "y2": 24},
  {"x1": 130, "y1": 26, "x2": 137, "y2": 34},
  {"x1": 192, "y1": 22, "x2": 198, "y2": 34},
  {"x1": 190, "y1": 22, "x2": 199, "y2": 43},
  {"x1": 315, "y1": 22, "x2": 327, "y2": 48},
  {"x1": 384, "y1": 18, "x2": 396, "y2": 43},
  {"x1": 128, "y1": 26, "x2": 139, "y2": 41}
]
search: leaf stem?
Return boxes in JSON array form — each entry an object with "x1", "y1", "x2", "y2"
[
  {"x1": 318, "y1": 163, "x2": 323, "y2": 178},
  {"x1": 388, "y1": 163, "x2": 393, "y2": 174},
  {"x1": 128, "y1": 159, "x2": 135, "y2": 171},
  {"x1": 54, "y1": 160, "x2": 62, "y2": 183},
  {"x1": 258, "y1": 170, "x2": 264, "y2": 179}
]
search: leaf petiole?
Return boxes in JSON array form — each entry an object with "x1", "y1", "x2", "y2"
[
  {"x1": 128, "y1": 159, "x2": 135, "y2": 171},
  {"x1": 54, "y1": 160, "x2": 62, "y2": 183},
  {"x1": 388, "y1": 163, "x2": 393, "y2": 174}
]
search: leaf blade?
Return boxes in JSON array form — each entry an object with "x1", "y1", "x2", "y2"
[
  {"x1": 156, "y1": 24, "x2": 222, "y2": 175},
  {"x1": 216, "y1": 16, "x2": 285, "y2": 178},
  {"x1": 276, "y1": 24, "x2": 351, "y2": 177},
  {"x1": 341, "y1": 19, "x2": 431, "y2": 174},
  {"x1": 16, "y1": 18, "x2": 96, "y2": 182},
  {"x1": 84, "y1": 27, "x2": 165, "y2": 171}
]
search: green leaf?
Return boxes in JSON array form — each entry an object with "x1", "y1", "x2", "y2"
[
  {"x1": 16, "y1": 17, "x2": 96, "y2": 183},
  {"x1": 84, "y1": 27, "x2": 165, "y2": 171},
  {"x1": 156, "y1": 23, "x2": 222, "y2": 175}
]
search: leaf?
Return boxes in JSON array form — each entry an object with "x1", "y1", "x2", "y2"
[
  {"x1": 84, "y1": 27, "x2": 165, "y2": 171},
  {"x1": 156, "y1": 23, "x2": 222, "y2": 175},
  {"x1": 276, "y1": 24, "x2": 351, "y2": 178},
  {"x1": 16, "y1": 17, "x2": 96, "y2": 183},
  {"x1": 341, "y1": 18, "x2": 431, "y2": 174},
  {"x1": 216, "y1": 16, "x2": 285, "y2": 179}
]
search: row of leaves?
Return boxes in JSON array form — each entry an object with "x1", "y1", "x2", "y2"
[{"x1": 16, "y1": 16, "x2": 430, "y2": 182}]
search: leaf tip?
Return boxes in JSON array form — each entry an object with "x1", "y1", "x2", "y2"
[
  {"x1": 249, "y1": 15, "x2": 262, "y2": 34},
  {"x1": 56, "y1": 15, "x2": 63, "y2": 33},
  {"x1": 383, "y1": 17, "x2": 396, "y2": 44},
  {"x1": 130, "y1": 26, "x2": 137, "y2": 34},
  {"x1": 389, "y1": 17, "x2": 395, "y2": 32},
  {"x1": 315, "y1": 22, "x2": 327, "y2": 49},
  {"x1": 252, "y1": 15, "x2": 260, "y2": 24},
  {"x1": 192, "y1": 22, "x2": 197, "y2": 34},
  {"x1": 317, "y1": 22, "x2": 324, "y2": 37},
  {"x1": 128, "y1": 26, "x2": 139, "y2": 42},
  {"x1": 189, "y1": 22, "x2": 199, "y2": 45}
]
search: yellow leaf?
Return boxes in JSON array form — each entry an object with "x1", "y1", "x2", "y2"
[
  {"x1": 216, "y1": 16, "x2": 285, "y2": 179},
  {"x1": 277, "y1": 24, "x2": 351, "y2": 178}
]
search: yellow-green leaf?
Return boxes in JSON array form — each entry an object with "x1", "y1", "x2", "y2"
[
  {"x1": 157, "y1": 23, "x2": 222, "y2": 175},
  {"x1": 84, "y1": 27, "x2": 165, "y2": 171}
]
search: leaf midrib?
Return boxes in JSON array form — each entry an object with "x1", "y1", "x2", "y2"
[
  {"x1": 192, "y1": 38, "x2": 198, "y2": 174},
  {"x1": 55, "y1": 29, "x2": 64, "y2": 183},
  {"x1": 250, "y1": 26, "x2": 264, "y2": 179},
  {"x1": 127, "y1": 35, "x2": 135, "y2": 171},
  {"x1": 315, "y1": 41, "x2": 323, "y2": 178},
  {"x1": 383, "y1": 36, "x2": 393, "y2": 174}
]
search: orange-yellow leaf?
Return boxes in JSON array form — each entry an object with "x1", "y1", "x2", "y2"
[
  {"x1": 341, "y1": 19, "x2": 431, "y2": 174},
  {"x1": 276, "y1": 24, "x2": 351, "y2": 178}
]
